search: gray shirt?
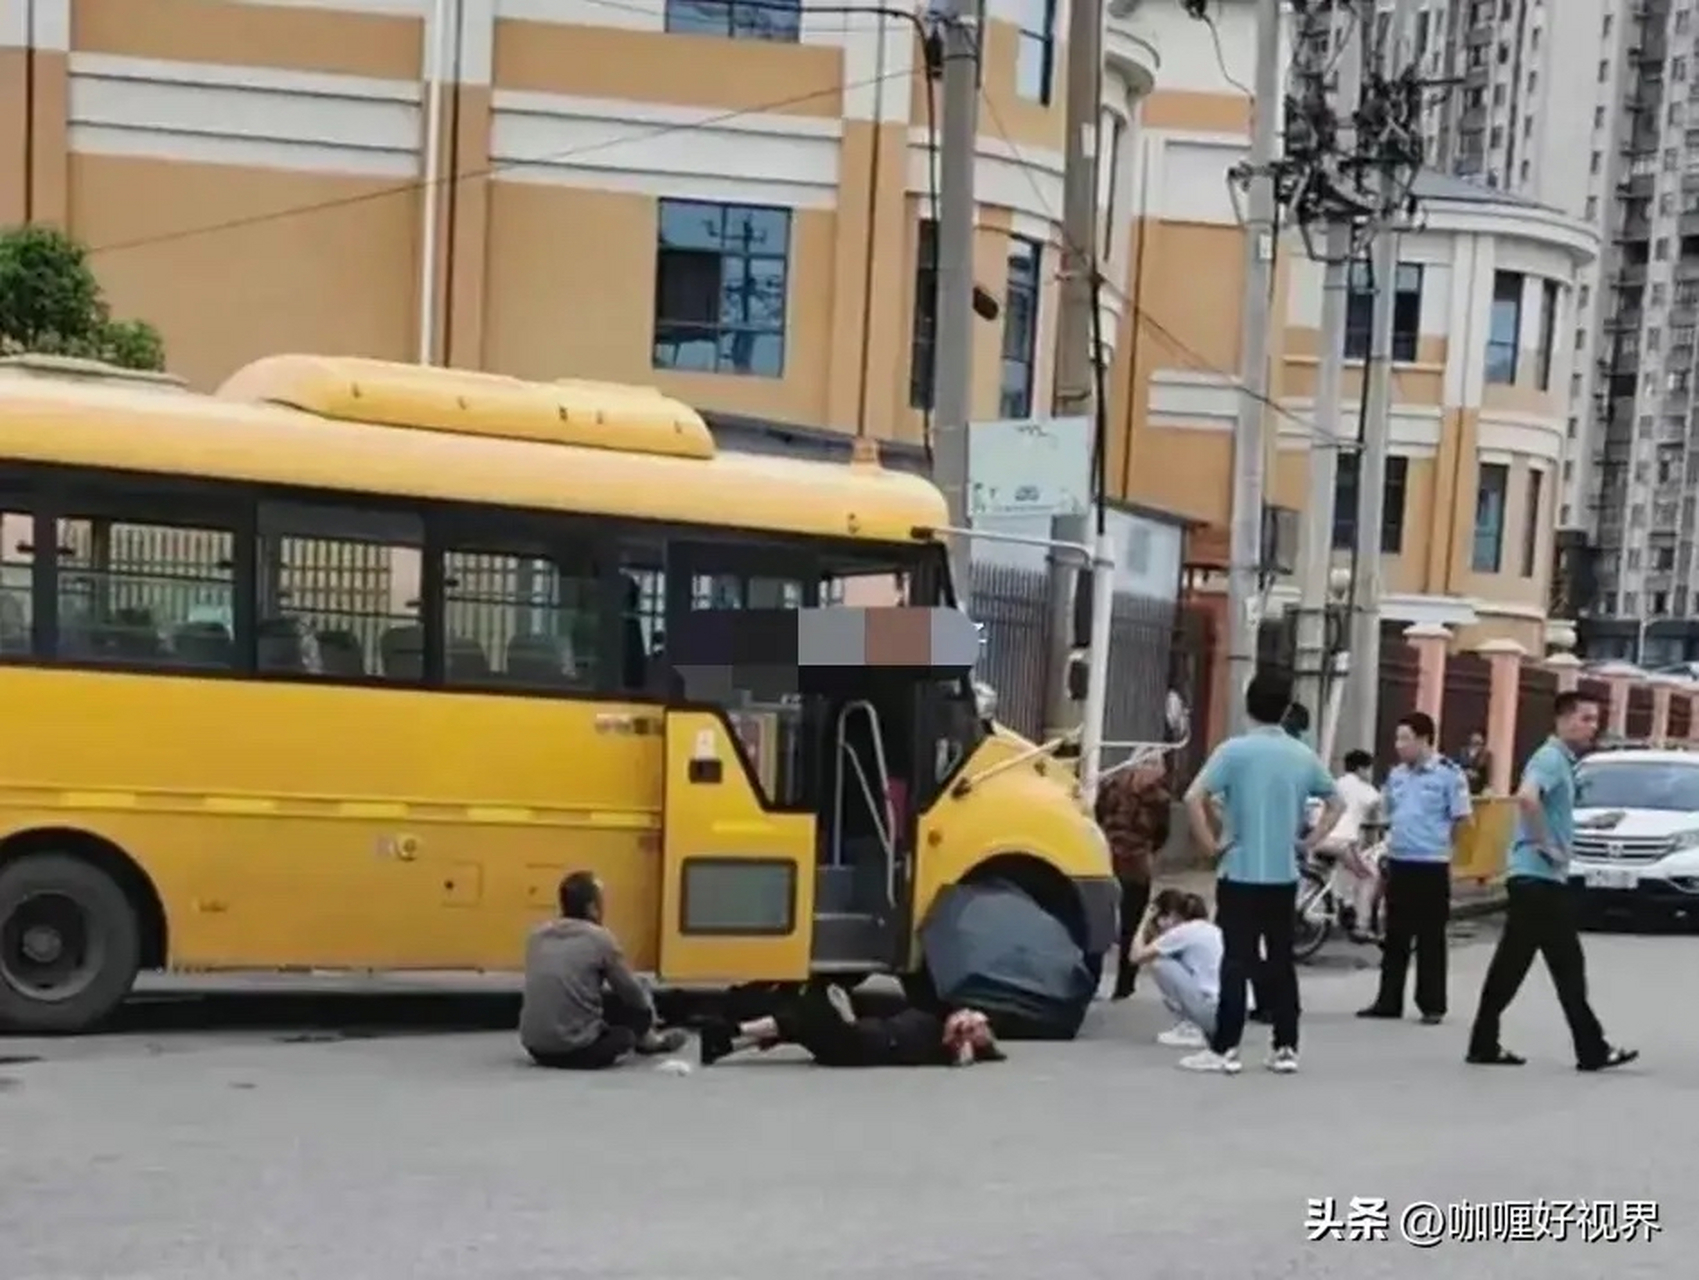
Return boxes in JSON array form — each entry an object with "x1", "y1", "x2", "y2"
[{"x1": 518, "y1": 918, "x2": 651, "y2": 1056}]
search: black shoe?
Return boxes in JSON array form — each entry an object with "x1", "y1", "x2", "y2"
[
  {"x1": 1466, "y1": 1047, "x2": 1527, "y2": 1066},
  {"x1": 1578, "y1": 1046, "x2": 1639, "y2": 1073},
  {"x1": 1419, "y1": 1013, "x2": 1445, "y2": 1026},
  {"x1": 1357, "y1": 1006, "x2": 1401, "y2": 1020},
  {"x1": 698, "y1": 1021, "x2": 735, "y2": 1067}
]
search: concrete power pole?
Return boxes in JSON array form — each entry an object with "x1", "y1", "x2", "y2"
[
  {"x1": 1042, "y1": 0, "x2": 1104, "y2": 741},
  {"x1": 1344, "y1": 8, "x2": 1404, "y2": 754},
  {"x1": 1291, "y1": 3, "x2": 1363, "y2": 746},
  {"x1": 1224, "y1": 0, "x2": 1287, "y2": 734},
  {"x1": 929, "y1": 0, "x2": 983, "y2": 598}
]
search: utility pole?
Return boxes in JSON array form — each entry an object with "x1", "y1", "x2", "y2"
[
  {"x1": 1224, "y1": 0, "x2": 1286, "y2": 734},
  {"x1": 929, "y1": 0, "x2": 983, "y2": 598},
  {"x1": 1291, "y1": 2, "x2": 1362, "y2": 746},
  {"x1": 1042, "y1": 0, "x2": 1104, "y2": 741},
  {"x1": 1345, "y1": 3, "x2": 1404, "y2": 754}
]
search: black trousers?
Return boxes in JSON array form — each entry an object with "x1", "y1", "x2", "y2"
[
  {"x1": 1115, "y1": 876, "x2": 1153, "y2": 989},
  {"x1": 773, "y1": 990, "x2": 939, "y2": 1067},
  {"x1": 1212, "y1": 879, "x2": 1300, "y2": 1054},
  {"x1": 529, "y1": 988, "x2": 653, "y2": 1070},
  {"x1": 1468, "y1": 877, "x2": 1610, "y2": 1066},
  {"x1": 1374, "y1": 859, "x2": 1452, "y2": 1016}
]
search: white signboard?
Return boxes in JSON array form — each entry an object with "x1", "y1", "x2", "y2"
[{"x1": 967, "y1": 416, "x2": 1091, "y2": 519}]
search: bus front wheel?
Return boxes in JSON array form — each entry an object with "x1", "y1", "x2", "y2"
[{"x1": 0, "y1": 853, "x2": 141, "y2": 1034}]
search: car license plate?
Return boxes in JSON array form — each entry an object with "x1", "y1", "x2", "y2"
[{"x1": 1583, "y1": 866, "x2": 1639, "y2": 891}]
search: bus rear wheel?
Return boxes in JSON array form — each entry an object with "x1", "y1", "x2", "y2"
[{"x1": 0, "y1": 853, "x2": 141, "y2": 1034}]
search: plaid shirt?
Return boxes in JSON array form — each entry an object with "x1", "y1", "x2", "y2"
[{"x1": 1094, "y1": 771, "x2": 1172, "y2": 883}]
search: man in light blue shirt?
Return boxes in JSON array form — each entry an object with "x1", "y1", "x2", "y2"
[
  {"x1": 1182, "y1": 671, "x2": 1342, "y2": 1075},
  {"x1": 1359, "y1": 711, "x2": 1470, "y2": 1024},
  {"x1": 1466, "y1": 691, "x2": 1636, "y2": 1072}
]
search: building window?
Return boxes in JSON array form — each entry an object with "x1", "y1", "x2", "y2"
[
  {"x1": 1332, "y1": 453, "x2": 1409, "y2": 554},
  {"x1": 1521, "y1": 468, "x2": 1544, "y2": 577},
  {"x1": 1585, "y1": 196, "x2": 1598, "y2": 219},
  {"x1": 1536, "y1": 278, "x2": 1561, "y2": 390},
  {"x1": 1472, "y1": 462, "x2": 1510, "y2": 573},
  {"x1": 1344, "y1": 261, "x2": 1422, "y2": 361},
  {"x1": 1016, "y1": 0, "x2": 1058, "y2": 105},
  {"x1": 1486, "y1": 271, "x2": 1523, "y2": 384},
  {"x1": 663, "y1": 0, "x2": 802, "y2": 41},
  {"x1": 1000, "y1": 237, "x2": 1042, "y2": 419},
  {"x1": 909, "y1": 220, "x2": 937, "y2": 410},
  {"x1": 653, "y1": 200, "x2": 790, "y2": 379}
]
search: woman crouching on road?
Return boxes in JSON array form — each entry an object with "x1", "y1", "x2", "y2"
[{"x1": 699, "y1": 983, "x2": 1005, "y2": 1067}]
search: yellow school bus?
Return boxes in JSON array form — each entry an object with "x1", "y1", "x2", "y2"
[{"x1": 0, "y1": 353, "x2": 1113, "y2": 1032}]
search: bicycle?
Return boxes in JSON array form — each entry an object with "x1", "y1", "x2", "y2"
[{"x1": 1293, "y1": 832, "x2": 1384, "y2": 963}]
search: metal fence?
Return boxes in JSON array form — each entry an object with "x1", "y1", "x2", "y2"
[{"x1": 967, "y1": 558, "x2": 1179, "y2": 756}]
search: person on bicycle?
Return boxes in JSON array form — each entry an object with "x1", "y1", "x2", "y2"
[{"x1": 1311, "y1": 749, "x2": 1384, "y2": 943}]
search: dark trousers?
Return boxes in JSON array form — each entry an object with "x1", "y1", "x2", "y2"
[
  {"x1": 1374, "y1": 859, "x2": 1452, "y2": 1016},
  {"x1": 1115, "y1": 875, "x2": 1152, "y2": 991},
  {"x1": 1216, "y1": 904, "x2": 1296, "y2": 1020},
  {"x1": 529, "y1": 988, "x2": 653, "y2": 1070},
  {"x1": 773, "y1": 989, "x2": 928, "y2": 1067},
  {"x1": 1469, "y1": 877, "x2": 1610, "y2": 1066},
  {"x1": 1212, "y1": 879, "x2": 1300, "y2": 1054}
]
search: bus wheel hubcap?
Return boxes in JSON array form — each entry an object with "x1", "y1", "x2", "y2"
[{"x1": 3, "y1": 894, "x2": 95, "y2": 996}]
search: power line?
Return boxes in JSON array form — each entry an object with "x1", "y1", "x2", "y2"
[{"x1": 975, "y1": 86, "x2": 1352, "y2": 451}]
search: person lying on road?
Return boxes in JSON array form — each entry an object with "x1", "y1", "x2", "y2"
[{"x1": 699, "y1": 984, "x2": 1004, "y2": 1068}]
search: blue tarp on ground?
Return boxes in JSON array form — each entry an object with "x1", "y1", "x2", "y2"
[{"x1": 919, "y1": 879, "x2": 1096, "y2": 1041}]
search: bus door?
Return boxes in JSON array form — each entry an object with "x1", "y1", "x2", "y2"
[
  {"x1": 657, "y1": 709, "x2": 815, "y2": 984},
  {"x1": 655, "y1": 541, "x2": 818, "y2": 985}
]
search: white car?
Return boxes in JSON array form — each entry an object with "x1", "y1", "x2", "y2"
[{"x1": 1570, "y1": 748, "x2": 1699, "y2": 921}]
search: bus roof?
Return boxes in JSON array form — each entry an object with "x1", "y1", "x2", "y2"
[{"x1": 0, "y1": 355, "x2": 948, "y2": 546}]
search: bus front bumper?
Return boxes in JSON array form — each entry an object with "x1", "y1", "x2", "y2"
[{"x1": 1074, "y1": 875, "x2": 1121, "y2": 957}]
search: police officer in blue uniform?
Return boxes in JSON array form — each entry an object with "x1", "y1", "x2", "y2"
[{"x1": 1358, "y1": 711, "x2": 1471, "y2": 1024}]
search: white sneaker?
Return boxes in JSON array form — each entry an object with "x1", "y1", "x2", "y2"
[
  {"x1": 1267, "y1": 1047, "x2": 1300, "y2": 1074},
  {"x1": 1178, "y1": 1048, "x2": 1242, "y2": 1074},
  {"x1": 1157, "y1": 1022, "x2": 1207, "y2": 1049}
]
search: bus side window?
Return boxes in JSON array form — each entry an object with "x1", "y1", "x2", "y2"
[
  {"x1": 52, "y1": 514, "x2": 236, "y2": 670},
  {"x1": 439, "y1": 539, "x2": 601, "y2": 693},
  {"x1": 1, "y1": 505, "x2": 32, "y2": 655},
  {"x1": 256, "y1": 501, "x2": 423, "y2": 682}
]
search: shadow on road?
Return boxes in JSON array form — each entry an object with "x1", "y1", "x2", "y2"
[{"x1": 3, "y1": 990, "x2": 524, "y2": 1043}]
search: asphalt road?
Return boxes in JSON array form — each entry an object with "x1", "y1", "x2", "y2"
[{"x1": 1, "y1": 921, "x2": 1692, "y2": 1280}]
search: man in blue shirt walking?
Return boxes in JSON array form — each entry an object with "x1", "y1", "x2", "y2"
[
  {"x1": 1465, "y1": 692, "x2": 1637, "y2": 1071},
  {"x1": 1358, "y1": 711, "x2": 1470, "y2": 1024},
  {"x1": 1182, "y1": 671, "x2": 1342, "y2": 1074}
]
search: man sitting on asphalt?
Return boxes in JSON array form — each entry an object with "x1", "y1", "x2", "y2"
[{"x1": 519, "y1": 870, "x2": 686, "y2": 1069}]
